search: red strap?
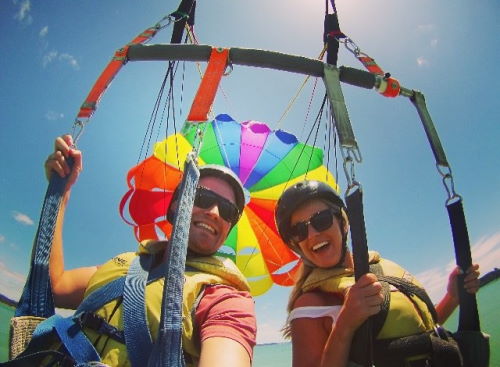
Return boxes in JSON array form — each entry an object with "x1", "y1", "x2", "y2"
[
  {"x1": 187, "y1": 48, "x2": 229, "y2": 122},
  {"x1": 357, "y1": 55, "x2": 384, "y2": 75},
  {"x1": 77, "y1": 25, "x2": 160, "y2": 119},
  {"x1": 357, "y1": 55, "x2": 400, "y2": 98}
]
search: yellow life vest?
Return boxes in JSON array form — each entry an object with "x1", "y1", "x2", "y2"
[
  {"x1": 302, "y1": 251, "x2": 436, "y2": 339},
  {"x1": 82, "y1": 240, "x2": 250, "y2": 367}
]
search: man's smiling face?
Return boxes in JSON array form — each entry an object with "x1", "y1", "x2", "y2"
[{"x1": 187, "y1": 175, "x2": 236, "y2": 256}]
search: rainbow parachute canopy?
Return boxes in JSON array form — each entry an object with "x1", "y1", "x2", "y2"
[{"x1": 120, "y1": 114, "x2": 339, "y2": 295}]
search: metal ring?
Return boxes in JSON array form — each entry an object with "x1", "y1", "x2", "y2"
[
  {"x1": 223, "y1": 62, "x2": 233, "y2": 76},
  {"x1": 442, "y1": 172, "x2": 458, "y2": 202}
]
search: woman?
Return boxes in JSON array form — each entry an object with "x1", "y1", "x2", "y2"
[{"x1": 274, "y1": 180, "x2": 480, "y2": 367}]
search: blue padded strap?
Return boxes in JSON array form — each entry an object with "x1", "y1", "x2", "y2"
[
  {"x1": 148, "y1": 156, "x2": 199, "y2": 367},
  {"x1": 75, "y1": 276, "x2": 126, "y2": 315},
  {"x1": 53, "y1": 315, "x2": 101, "y2": 364},
  {"x1": 123, "y1": 255, "x2": 153, "y2": 367},
  {"x1": 15, "y1": 161, "x2": 72, "y2": 318},
  {"x1": 30, "y1": 314, "x2": 101, "y2": 364}
]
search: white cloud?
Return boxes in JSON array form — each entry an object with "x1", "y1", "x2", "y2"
[
  {"x1": 430, "y1": 39, "x2": 438, "y2": 48},
  {"x1": 12, "y1": 211, "x2": 34, "y2": 226},
  {"x1": 59, "y1": 53, "x2": 80, "y2": 70},
  {"x1": 416, "y1": 56, "x2": 429, "y2": 67},
  {"x1": 42, "y1": 50, "x2": 58, "y2": 68},
  {"x1": 416, "y1": 232, "x2": 500, "y2": 303},
  {"x1": 45, "y1": 110, "x2": 65, "y2": 121},
  {"x1": 0, "y1": 234, "x2": 5, "y2": 243},
  {"x1": 257, "y1": 321, "x2": 286, "y2": 344},
  {"x1": 0, "y1": 261, "x2": 25, "y2": 301},
  {"x1": 13, "y1": 0, "x2": 32, "y2": 25},
  {"x1": 39, "y1": 25, "x2": 48, "y2": 38},
  {"x1": 42, "y1": 51, "x2": 80, "y2": 70},
  {"x1": 417, "y1": 24, "x2": 435, "y2": 33}
]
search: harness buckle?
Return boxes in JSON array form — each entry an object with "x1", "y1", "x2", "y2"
[
  {"x1": 77, "y1": 312, "x2": 102, "y2": 330},
  {"x1": 434, "y1": 324, "x2": 449, "y2": 341},
  {"x1": 75, "y1": 312, "x2": 125, "y2": 343}
]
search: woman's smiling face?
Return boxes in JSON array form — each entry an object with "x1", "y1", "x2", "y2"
[{"x1": 290, "y1": 198, "x2": 345, "y2": 268}]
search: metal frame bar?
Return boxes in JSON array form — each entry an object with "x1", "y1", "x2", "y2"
[{"x1": 127, "y1": 44, "x2": 379, "y2": 90}]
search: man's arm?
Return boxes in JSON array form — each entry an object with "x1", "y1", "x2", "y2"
[
  {"x1": 195, "y1": 285, "x2": 256, "y2": 367},
  {"x1": 198, "y1": 337, "x2": 251, "y2": 367},
  {"x1": 46, "y1": 135, "x2": 97, "y2": 309}
]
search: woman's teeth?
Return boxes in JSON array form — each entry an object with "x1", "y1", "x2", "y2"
[{"x1": 312, "y1": 241, "x2": 328, "y2": 252}]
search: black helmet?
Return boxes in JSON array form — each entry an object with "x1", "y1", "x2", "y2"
[
  {"x1": 167, "y1": 164, "x2": 246, "y2": 223},
  {"x1": 275, "y1": 180, "x2": 346, "y2": 244}
]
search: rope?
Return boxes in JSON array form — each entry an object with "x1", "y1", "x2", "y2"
[{"x1": 275, "y1": 46, "x2": 328, "y2": 130}]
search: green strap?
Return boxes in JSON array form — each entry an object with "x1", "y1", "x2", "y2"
[
  {"x1": 323, "y1": 64, "x2": 359, "y2": 151},
  {"x1": 410, "y1": 91, "x2": 449, "y2": 168}
]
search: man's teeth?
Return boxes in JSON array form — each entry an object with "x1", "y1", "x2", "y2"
[
  {"x1": 196, "y1": 222, "x2": 215, "y2": 234},
  {"x1": 312, "y1": 242, "x2": 328, "y2": 251}
]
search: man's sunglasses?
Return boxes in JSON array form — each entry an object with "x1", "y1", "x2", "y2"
[
  {"x1": 289, "y1": 208, "x2": 339, "y2": 242},
  {"x1": 194, "y1": 186, "x2": 240, "y2": 225}
]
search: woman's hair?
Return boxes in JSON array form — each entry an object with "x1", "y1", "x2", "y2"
[{"x1": 281, "y1": 205, "x2": 350, "y2": 339}]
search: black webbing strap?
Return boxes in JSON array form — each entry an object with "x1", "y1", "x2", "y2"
[
  {"x1": 324, "y1": 13, "x2": 343, "y2": 66},
  {"x1": 368, "y1": 263, "x2": 390, "y2": 339},
  {"x1": 365, "y1": 262, "x2": 440, "y2": 344},
  {"x1": 377, "y1": 275, "x2": 439, "y2": 324},
  {"x1": 15, "y1": 159, "x2": 73, "y2": 318},
  {"x1": 446, "y1": 199, "x2": 480, "y2": 332},
  {"x1": 346, "y1": 188, "x2": 369, "y2": 282},
  {"x1": 170, "y1": 0, "x2": 196, "y2": 44},
  {"x1": 148, "y1": 156, "x2": 200, "y2": 367},
  {"x1": 345, "y1": 187, "x2": 373, "y2": 367}
]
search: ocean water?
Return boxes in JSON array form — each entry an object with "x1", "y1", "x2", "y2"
[
  {"x1": 253, "y1": 342, "x2": 292, "y2": 367},
  {"x1": 0, "y1": 302, "x2": 14, "y2": 362},
  {"x1": 1, "y1": 281, "x2": 499, "y2": 365}
]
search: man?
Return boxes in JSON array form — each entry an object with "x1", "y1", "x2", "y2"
[{"x1": 43, "y1": 134, "x2": 256, "y2": 366}]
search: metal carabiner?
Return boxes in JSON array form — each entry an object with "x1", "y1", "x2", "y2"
[
  {"x1": 341, "y1": 147, "x2": 357, "y2": 189},
  {"x1": 437, "y1": 164, "x2": 461, "y2": 204},
  {"x1": 341, "y1": 37, "x2": 361, "y2": 57},
  {"x1": 156, "y1": 15, "x2": 175, "y2": 30},
  {"x1": 71, "y1": 119, "x2": 86, "y2": 147}
]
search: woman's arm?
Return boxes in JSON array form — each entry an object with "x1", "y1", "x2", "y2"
[
  {"x1": 320, "y1": 273, "x2": 383, "y2": 367},
  {"x1": 435, "y1": 264, "x2": 480, "y2": 324},
  {"x1": 46, "y1": 135, "x2": 97, "y2": 309},
  {"x1": 290, "y1": 292, "x2": 333, "y2": 367},
  {"x1": 290, "y1": 273, "x2": 383, "y2": 367}
]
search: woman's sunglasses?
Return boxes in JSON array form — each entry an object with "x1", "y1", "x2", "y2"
[
  {"x1": 289, "y1": 208, "x2": 339, "y2": 242},
  {"x1": 194, "y1": 186, "x2": 240, "y2": 225}
]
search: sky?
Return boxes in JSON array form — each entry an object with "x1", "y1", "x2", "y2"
[{"x1": 1, "y1": 0, "x2": 499, "y2": 344}]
